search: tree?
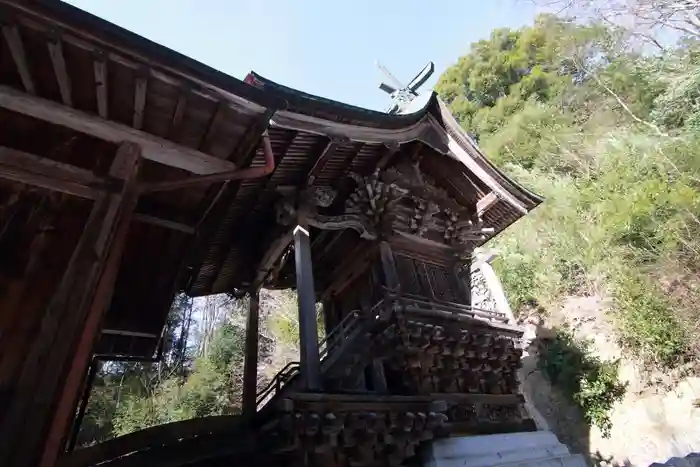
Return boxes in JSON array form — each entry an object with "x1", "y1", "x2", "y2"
[{"x1": 539, "y1": 0, "x2": 700, "y2": 45}]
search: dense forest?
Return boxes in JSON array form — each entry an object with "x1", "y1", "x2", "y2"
[{"x1": 76, "y1": 3, "x2": 700, "y2": 448}]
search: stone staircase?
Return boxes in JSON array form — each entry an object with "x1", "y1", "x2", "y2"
[
  {"x1": 423, "y1": 431, "x2": 587, "y2": 467},
  {"x1": 650, "y1": 454, "x2": 700, "y2": 467}
]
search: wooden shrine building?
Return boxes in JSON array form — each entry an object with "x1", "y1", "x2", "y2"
[{"x1": 0, "y1": 1, "x2": 542, "y2": 466}]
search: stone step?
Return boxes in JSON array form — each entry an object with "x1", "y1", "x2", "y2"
[
  {"x1": 650, "y1": 453, "x2": 700, "y2": 467},
  {"x1": 423, "y1": 431, "x2": 587, "y2": 467}
]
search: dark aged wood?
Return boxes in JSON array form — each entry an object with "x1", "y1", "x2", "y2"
[
  {"x1": 2, "y1": 23, "x2": 35, "y2": 94},
  {"x1": 47, "y1": 36, "x2": 73, "y2": 107},
  {"x1": 132, "y1": 213, "x2": 195, "y2": 234},
  {"x1": 243, "y1": 290, "x2": 261, "y2": 416},
  {"x1": 43, "y1": 142, "x2": 142, "y2": 467},
  {"x1": 132, "y1": 69, "x2": 148, "y2": 130},
  {"x1": 0, "y1": 146, "x2": 118, "y2": 199},
  {"x1": 0, "y1": 142, "x2": 141, "y2": 467},
  {"x1": 93, "y1": 52, "x2": 109, "y2": 119},
  {"x1": 67, "y1": 359, "x2": 98, "y2": 452},
  {"x1": 294, "y1": 221, "x2": 321, "y2": 390},
  {"x1": 200, "y1": 103, "x2": 227, "y2": 152},
  {"x1": 185, "y1": 108, "x2": 275, "y2": 292},
  {"x1": 253, "y1": 228, "x2": 294, "y2": 288},
  {"x1": 307, "y1": 139, "x2": 339, "y2": 186},
  {"x1": 0, "y1": 3, "x2": 546, "y2": 465},
  {"x1": 169, "y1": 90, "x2": 189, "y2": 139},
  {"x1": 0, "y1": 85, "x2": 235, "y2": 174}
]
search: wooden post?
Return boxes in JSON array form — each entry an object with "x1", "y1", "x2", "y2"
[
  {"x1": 379, "y1": 241, "x2": 399, "y2": 290},
  {"x1": 242, "y1": 290, "x2": 260, "y2": 416},
  {"x1": 67, "y1": 359, "x2": 99, "y2": 452},
  {"x1": 293, "y1": 223, "x2": 321, "y2": 391},
  {"x1": 371, "y1": 359, "x2": 388, "y2": 394},
  {"x1": 0, "y1": 142, "x2": 141, "y2": 467}
]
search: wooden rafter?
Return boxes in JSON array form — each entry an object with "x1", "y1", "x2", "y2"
[
  {"x1": 252, "y1": 228, "x2": 294, "y2": 289},
  {"x1": 47, "y1": 35, "x2": 72, "y2": 106},
  {"x1": 476, "y1": 191, "x2": 499, "y2": 215},
  {"x1": 0, "y1": 85, "x2": 236, "y2": 174},
  {"x1": 0, "y1": 142, "x2": 142, "y2": 467},
  {"x1": 132, "y1": 69, "x2": 148, "y2": 130},
  {"x1": 184, "y1": 109, "x2": 274, "y2": 294},
  {"x1": 306, "y1": 139, "x2": 339, "y2": 186},
  {"x1": 93, "y1": 52, "x2": 108, "y2": 119},
  {"x1": 0, "y1": 145, "x2": 118, "y2": 199},
  {"x1": 205, "y1": 130, "x2": 295, "y2": 292},
  {"x1": 199, "y1": 102, "x2": 227, "y2": 151},
  {"x1": 374, "y1": 142, "x2": 401, "y2": 173},
  {"x1": 2, "y1": 23, "x2": 35, "y2": 94},
  {"x1": 132, "y1": 214, "x2": 194, "y2": 234},
  {"x1": 169, "y1": 90, "x2": 188, "y2": 139}
]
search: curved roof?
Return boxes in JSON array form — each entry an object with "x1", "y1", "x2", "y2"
[{"x1": 0, "y1": 0, "x2": 542, "y2": 360}]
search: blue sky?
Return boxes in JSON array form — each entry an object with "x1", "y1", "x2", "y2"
[{"x1": 65, "y1": 0, "x2": 543, "y2": 111}]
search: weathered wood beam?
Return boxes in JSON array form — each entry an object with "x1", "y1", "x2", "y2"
[
  {"x1": 199, "y1": 102, "x2": 226, "y2": 151},
  {"x1": 0, "y1": 142, "x2": 141, "y2": 467},
  {"x1": 293, "y1": 222, "x2": 321, "y2": 391},
  {"x1": 371, "y1": 359, "x2": 388, "y2": 393},
  {"x1": 47, "y1": 36, "x2": 72, "y2": 106},
  {"x1": 0, "y1": 84, "x2": 236, "y2": 174},
  {"x1": 252, "y1": 228, "x2": 294, "y2": 289},
  {"x1": 0, "y1": 145, "x2": 118, "y2": 199},
  {"x1": 132, "y1": 213, "x2": 195, "y2": 234},
  {"x1": 306, "y1": 139, "x2": 338, "y2": 186},
  {"x1": 184, "y1": 110, "x2": 274, "y2": 294},
  {"x1": 101, "y1": 329, "x2": 158, "y2": 338},
  {"x1": 2, "y1": 24, "x2": 35, "y2": 94},
  {"x1": 169, "y1": 90, "x2": 188, "y2": 139},
  {"x1": 320, "y1": 241, "x2": 375, "y2": 301},
  {"x1": 40, "y1": 143, "x2": 141, "y2": 467},
  {"x1": 379, "y1": 241, "x2": 399, "y2": 291},
  {"x1": 476, "y1": 191, "x2": 499, "y2": 215},
  {"x1": 374, "y1": 142, "x2": 401, "y2": 173},
  {"x1": 132, "y1": 69, "x2": 148, "y2": 130},
  {"x1": 242, "y1": 290, "x2": 260, "y2": 416},
  {"x1": 446, "y1": 135, "x2": 528, "y2": 214},
  {"x1": 93, "y1": 52, "x2": 108, "y2": 119}
]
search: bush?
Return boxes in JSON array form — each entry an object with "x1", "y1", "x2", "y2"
[
  {"x1": 613, "y1": 276, "x2": 688, "y2": 365},
  {"x1": 538, "y1": 329, "x2": 627, "y2": 437}
]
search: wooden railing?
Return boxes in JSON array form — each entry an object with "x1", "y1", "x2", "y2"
[
  {"x1": 402, "y1": 293, "x2": 511, "y2": 324},
  {"x1": 255, "y1": 306, "x2": 369, "y2": 410},
  {"x1": 254, "y1": 295, "x2": 517, "y2": 411},
  {"x1": 255, "y1": 361, "x2": 300, "y2": 409}
]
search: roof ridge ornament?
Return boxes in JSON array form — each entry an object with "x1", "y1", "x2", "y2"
[{"x1": 376, "y1": 60, "x2": 434, "y2": 115}]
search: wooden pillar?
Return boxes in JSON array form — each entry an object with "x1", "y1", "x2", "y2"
[
  {"x1": 371, "y1": 359, "x2": 388, "y2": 393},
  {"x1": 0, "y1": 142, "x2": 141, "y2": 467},
  {"x1": 379, "y1": 241, "x2": 399, "y2": 290},
  {"x1": 242, "y1": 290, "x2": 260, "y2": 416},
  {"x1": 293, "y1": 223, "x2": 321, "y2": 391}
]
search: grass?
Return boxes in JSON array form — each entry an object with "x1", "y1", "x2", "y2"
[
  {"x1": 538, "y1": 329, "x2": 627, "y2": 437},
  {"x1": 489, "y1": 127, "x2": 700, "y2": 368}
]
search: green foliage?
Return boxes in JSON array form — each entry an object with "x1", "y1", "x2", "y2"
[
  {"x1": 268, "y1": 290, "x2": 301, "y2": 347},
  {"x1": 613, "y1": 276, "x2": 688, "y2": 365},
  {"x1": 438, "y1": 15, "x2": 700, "y2": 367},
  {"x1": 111, "y1": 322, "x2": 247, "y2": 435},
  {"x1": 538, "y1": 330, "x2": 626, "y2": 437}
]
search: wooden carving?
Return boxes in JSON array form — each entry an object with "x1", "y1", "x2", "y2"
[
  {"x1": 271, "y1": 403, "x2": 448, "y2": 467},
  {"x1": 273, "y1": 172, "x2": 406, "y2": 239}
]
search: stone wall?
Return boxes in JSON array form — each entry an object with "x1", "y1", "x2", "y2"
[{"x1": 471, "y1": 267, "x2": 497, "y2": 313}]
